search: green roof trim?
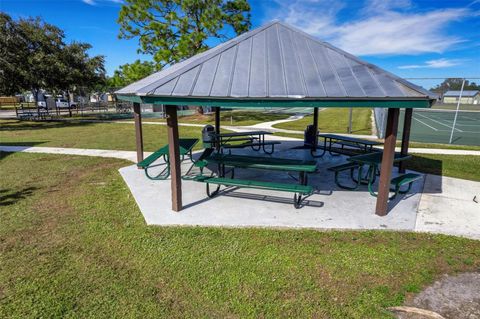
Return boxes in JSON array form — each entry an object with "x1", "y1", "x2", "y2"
[{"x1": 116, "y1": 95, "x2": 432, "y2": 109}]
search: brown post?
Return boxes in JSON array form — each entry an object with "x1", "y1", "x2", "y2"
[
  {"x1": 214, "y1": 107, "x2": 221, "y2": 134},
  {"x1": 133, "y1": 102, "x2": 144, "y2": 165},
  {"x1": 399, "y1": 108, "x2": 413, "y2": 173},
  {"x1": 375, "y1": 108, "x2": 400, "y2": 216},
  {"x1": 166, "y1": 105, "x2": 182, "y2": 212},
  {"x1": 312, "y1": 107, "x2": 319, "y2": 150}
]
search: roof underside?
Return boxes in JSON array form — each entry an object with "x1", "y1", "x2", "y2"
[{"x1": 116, "y1": 21, "x2": 436, "y2": 107}]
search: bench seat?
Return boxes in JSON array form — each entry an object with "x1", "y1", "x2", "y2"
[
  {"x1": 205, "y1": 177, "x2": 313, "y2": 194},
  {"x1": 391, "y1": 173, "x2": 422, "y2": 188},
  {"x1": 191, "y1": 176, "x2": 313, "y2": 208},
  {"x1": 390, "y1": 173, "x2": 422, "y2": 198},
  {"x1": 137, "y1": 146, "x2": 168, "y2": 168}
]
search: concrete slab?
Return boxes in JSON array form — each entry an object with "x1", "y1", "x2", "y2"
[
  {"x1": 416, "y1": 175, "x2": 480, "y2": 240},
  {"x1": 119, "y1": 142, "x2": 425, "y2": 232}
]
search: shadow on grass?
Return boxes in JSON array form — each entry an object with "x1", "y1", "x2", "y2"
[
  {"x1": 0, "y1": 119, "x2": 96, "y2": 131},
  {"x1": 404, "y1": 155, "x2": 443, "y2": 177},
  {"x1": 0, "y1": 187, "x2": 38, "y2": 206}
]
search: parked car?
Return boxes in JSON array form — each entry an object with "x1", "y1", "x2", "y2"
[{"x1": 55, "y1": 98, "x2": 69, "y2": 108}]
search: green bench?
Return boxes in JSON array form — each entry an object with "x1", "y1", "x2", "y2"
[
  {"x1": 329, "y1": 160, "x2": 421, "y2": 199},
  {"x1": 328, "y1": 162, "x2": 364, "y2": 190},
  {"x1": 390, "y1": 173, "x2": 422, "y2": 199},
  {"x1": 137, "y1": 138, "x2": 198, "y2": 180},
  {"x1": 186, "y1": 154, "x2": 317, "y2": 208}
]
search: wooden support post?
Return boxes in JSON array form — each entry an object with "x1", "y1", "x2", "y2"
[
  {"x1": 312, "y1": 107, "x2": 319, "y2": 150},
  {"x1": 214, "y1": 107, "x2": 220, "y2": 134},
  {"x1": 133, "y1": 102, "x2": 144, "y2": 165},
  {"x1": 375, "y1": 108, "x2": 400, "y2": 216},
  {"x1": 399, "y1": 108, "x2": 413, "y2": 173},
  {"x1": 166, "y1": 105, "x2": 182, "y2": 212}
]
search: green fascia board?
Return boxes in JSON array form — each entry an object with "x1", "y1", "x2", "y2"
[{"x1": 116, "y1": 95, "x2": 431, "y2": 108}]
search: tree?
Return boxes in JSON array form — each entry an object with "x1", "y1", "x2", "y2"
[
  {"x1": 431, "y1": 78, "x2": 480, "y2": 93},
  {"x1": 0, "y1": 13, "x2": 105, "y2": 107},
  {"x1": 108, "y1": 59, "x2": 156, "y2": 89},
  {"x1": 117, "y1": 0, "x2": 251, "y2": 68},
  {"x1": 57, "y1": 42, "x2": 106, "y2": 99}
]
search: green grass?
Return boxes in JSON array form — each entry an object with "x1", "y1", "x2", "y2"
[
  {"x1": 0, "y1": 119, "x2": 233, "y2": 152},
  {"x1": 406, "y1": 154, "x2": 480, "y2": 182},
  {"x1": 273, "y1": 108, "x2": 372, "y2": 134},
  {"x1": 1, "y1": 151, "x2": 479, "y2": 318},
  {"x1": 273, "y1": 132, "x2": 480, "y2": 151},
  {"x1": 147, "y1": 110, "x2": 291, "y2": 126}
]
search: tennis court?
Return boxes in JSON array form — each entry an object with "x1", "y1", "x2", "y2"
[{"x1": 399, "y1": 109, "x2": 480, "y2": 146}]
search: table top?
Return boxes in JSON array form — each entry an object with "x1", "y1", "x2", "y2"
[
  {"x1": 205, "y1": 153, "x2": 317, "y2": 172},
  {"x1": 347, "y1": 152, "x2": 411, "y2": 165},
  {"x1": 318, "y1": 133, "x2": 383, "y2": 146},
  {"x1": 214, "y1": 130, "x2": 272, "y2": 138}
]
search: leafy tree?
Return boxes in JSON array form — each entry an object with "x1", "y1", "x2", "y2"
[
  {"x1": 117, "y1": 0, "x2": 251, "y2": 68},
  {"x1": 57, "y1": 42, "x2": 106, "y2": 101},
  {"x1": 108, "y1": 59, "x2": 156, "y2": 89},
  {"x1": 0, "y1": 13, "x2": 105, "y2": 107},
  {"x1": 431, "y1": 78, "x2": 480, "y2": 93}
]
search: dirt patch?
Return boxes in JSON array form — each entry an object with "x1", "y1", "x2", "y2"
[{"x1": 391, "y1": 272, "x2": 480, "y2": 319}]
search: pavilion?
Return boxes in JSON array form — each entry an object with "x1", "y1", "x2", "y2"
[{"x1": 116, "y1": 20, "x2": 436, "y2": 216}]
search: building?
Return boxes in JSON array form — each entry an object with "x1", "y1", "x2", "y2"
[{"x1": 443, "y1": 90, "x2": 480, "y2": 104}]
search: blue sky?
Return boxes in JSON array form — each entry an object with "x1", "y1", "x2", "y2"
[{"x1": 2, "y1": 0, "x2": 479, "y2": 88}]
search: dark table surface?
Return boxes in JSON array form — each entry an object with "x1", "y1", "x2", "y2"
[{"x1": 347, "y1": 152, "x2": 411, "y2": 165}]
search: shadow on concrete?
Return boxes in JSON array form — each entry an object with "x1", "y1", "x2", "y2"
[
  {"x1": 221, "y1": 187, "x2": 325, "y2": 208},
  {"x1": 187, "y1": 139, "x2": 433, "y2": 215}
]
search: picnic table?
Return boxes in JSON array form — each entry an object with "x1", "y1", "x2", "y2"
[
  {"x1": 186, "y1": 153, "x2": 317, "y2": 208},
  {"x1": 137, "y1": 138, "x2": 199, "y2": 180},
  {"x1": 212, "y1": 130, "x2": 280, "y2": 154},
  {"x1": 328, "y1": 152, "x2": 420, "y2": 199},
  {"x1": 311, "y1": 133, "x2": 383, "y2": 157}
]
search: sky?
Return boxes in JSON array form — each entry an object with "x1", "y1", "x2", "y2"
[{"x1": 1, "y1": 0, "x2": 479, "y2": 88}]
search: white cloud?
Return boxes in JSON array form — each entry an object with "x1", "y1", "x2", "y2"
[
  {"x1": 82, "y1": 0, "x2": 123, "y2": 6},
  {"x1": 270, "y1": 0, "x2": 471, "y2": 56},
  {"x1": 398, "y1": 58, "x2": 465, "y2": 69}
]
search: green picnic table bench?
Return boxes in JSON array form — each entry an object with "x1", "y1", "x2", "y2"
[
  {"x1": 311, "y1": 133, "x2": 383, "y2": 158},
  {"x1": 328, "y1": 152, "x2": 422, "y2": 199},
  {"x1": 185, "y1": 154, "x2": 317, "y2": 208},
  {"x1": 212, "y1": 131, "x2": 281, "y2": 154},
  {"x1": 137, "y1": 138, "x2": 199, "y2": 180}
]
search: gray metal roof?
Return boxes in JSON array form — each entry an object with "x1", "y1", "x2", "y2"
[
  {"x1": 444, "y1": 90, "x2": 479, "y2": 97},
  {"x1": 116, "y1": 21, "x2": 435, "y2": 101}
]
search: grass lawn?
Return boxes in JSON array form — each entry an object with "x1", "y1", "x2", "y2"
[
  {"x1": 1, "y1": 151, "x2": 479, "y2": 318},
  {"x1": 406, "y1": 154, "x2": 480, "y2": 182},
  {"x1": 151, "y1": 110, "x2": 291, "y2": 126},
  {"x1": 0, "y1": 119, "x2": 233, "y2": 152},
  {"x1": 273, "y1": 108, "x2": 372, "y2": 134},
  {"x1": 273, "y1": 132, "x2": 480, "y2": 151}
]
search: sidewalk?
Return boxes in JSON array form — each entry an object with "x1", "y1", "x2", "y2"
[{"x1": 1, "y1": 144, "x2": 479, "y2": 239}]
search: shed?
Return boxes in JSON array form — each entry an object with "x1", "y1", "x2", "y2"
[
  {"x1": 443, "y1": 90, "x2": 479, "y2": 105},
  {"x1": 116, "y1": 20, "x2": 437, "y2": 216}
]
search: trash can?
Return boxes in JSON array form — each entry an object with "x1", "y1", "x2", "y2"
[
  {"x1": 202, "y1": 125, "x2": 216, "y2": 149},
  {"x1": 304, "y1": 124, "x2": 318, "y2": 147}
]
